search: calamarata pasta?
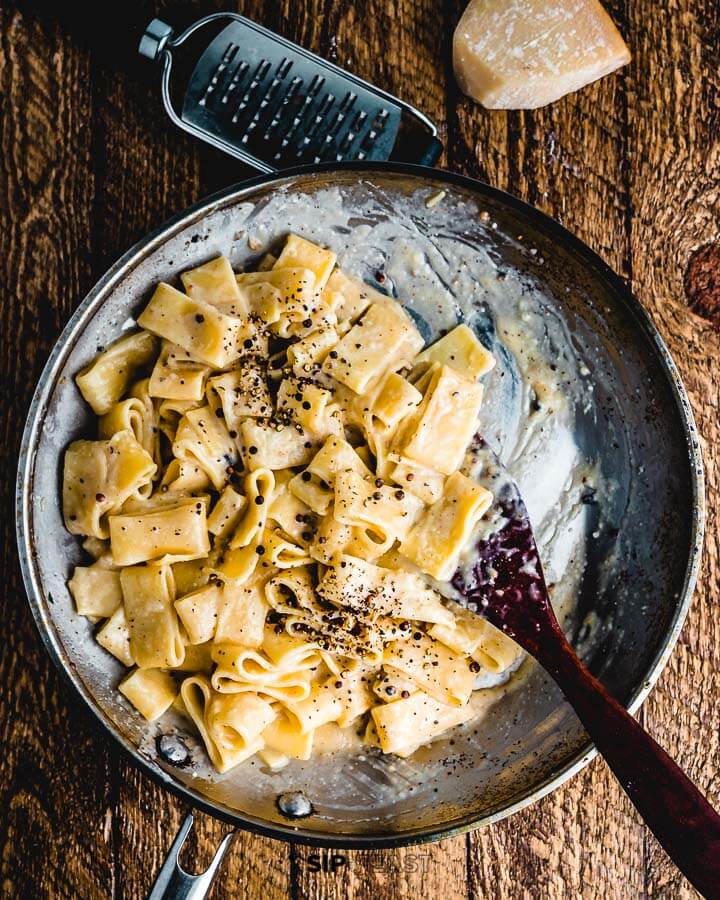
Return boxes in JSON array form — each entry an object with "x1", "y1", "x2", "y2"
[{"x1": 63, "y1": 234, "x2": 522, "y2": 773}]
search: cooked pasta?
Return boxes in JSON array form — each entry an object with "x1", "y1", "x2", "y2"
[{"x1": 62, "y1": 234, "x2": 522, "y2": 774}]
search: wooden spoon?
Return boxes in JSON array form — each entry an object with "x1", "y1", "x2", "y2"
[{"x1": 452, "y1": 439, "x2": 720, "y2": 898}]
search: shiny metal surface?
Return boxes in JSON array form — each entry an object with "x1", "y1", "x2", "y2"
[
  {"x1": 16, "y1": 164, "x2": 704, "y2": 848},
  {"x1": 147, "y1": 13, "x2": 441, "y2": 173},
  {"x1": 147, "y1": 815, "x2": 234, "y2": 900}
]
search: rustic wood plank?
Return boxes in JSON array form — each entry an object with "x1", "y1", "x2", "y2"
[
  {"x1": 291, "y1": 839, "x2": 468, "y2": 900},
  {"x1": 0, "y1": 7, "x2": 116, "y2": 900},
  {"x1": 467, "y1": 762, "x2": 646, "y2": 898},
  {"x1": 88, "y1": 51, "x2": 200, "y2": 273},
  {"x1": 447, "y1": 1, "x2": 650, "y2": 896},
  {"x1": 626, "y1": 0, "x2": 720, "y2": 896}
]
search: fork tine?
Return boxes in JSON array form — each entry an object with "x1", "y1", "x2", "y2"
[{"x1": 147, "y1": 813, "x2": 235, "y2": 900}]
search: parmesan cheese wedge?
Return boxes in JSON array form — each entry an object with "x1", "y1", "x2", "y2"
[{"x1": 453, "y1": 0, "x2": 630, "y2": 109}]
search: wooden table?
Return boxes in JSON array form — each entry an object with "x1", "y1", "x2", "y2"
[{"x1": 1, "y1": 1, "x2": 717, "y2": 897}]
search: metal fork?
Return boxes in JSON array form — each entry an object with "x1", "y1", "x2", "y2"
[{"x1": 147, "y1": 815, "x2": 235, "y2": 900}]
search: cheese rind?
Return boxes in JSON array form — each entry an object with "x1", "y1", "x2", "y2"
[{"x1": 453, "y1": 0, "x2": 631, "y2": 110}]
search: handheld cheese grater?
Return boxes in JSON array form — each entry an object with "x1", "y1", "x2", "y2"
[{"x1": 139, "y1": 13, "x2": 443, "y2": 174}]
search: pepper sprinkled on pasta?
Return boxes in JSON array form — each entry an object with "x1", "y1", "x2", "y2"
[{"x1": 62, "y1": 234, "x2": 521, "y2": 772}]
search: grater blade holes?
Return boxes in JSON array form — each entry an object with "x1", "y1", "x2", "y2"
[
  {"x1": 232, "y1": 58, "x2": 272, "y2": 123},
  {"x1": 276, "y1": 74, "x2": 325, "y2": 149},
  {"x1": 198, "y1": 42, "x2": 238, "y2": 107},
  {"x1": 326, "y1": 92, "x2": 357, "y2": 136},
  {"x1": 220, "y1": 60, "x2": 250, "y2": 105},
  {"x1": 259, "y1": 59, "x2": 297, "y2": 138},
  {"x1": 293, "y1": 92, "x2": 336, "y2": 158},
  {"x1": 180, "y1": 19, "x2": 409, "y2": 168}
]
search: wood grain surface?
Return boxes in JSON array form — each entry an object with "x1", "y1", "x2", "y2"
[{"x1": 0, "y1": 1, "x2": 717, "y2": 897}]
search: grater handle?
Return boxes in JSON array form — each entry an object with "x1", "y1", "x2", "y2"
[{"x1": 138, "y1": 19, "x2": 174, "y2": 62}]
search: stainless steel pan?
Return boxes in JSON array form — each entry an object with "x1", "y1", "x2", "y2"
[{"x1": 15, "y1": 164, "x2": 704, "y2": 849}]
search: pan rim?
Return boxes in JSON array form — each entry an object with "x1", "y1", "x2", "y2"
[{"x1": 15, "y1": 161, "x2": 705, "y2": 848}]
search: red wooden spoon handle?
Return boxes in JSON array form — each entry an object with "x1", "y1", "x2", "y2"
[{"x1": 534, "y1": 622, "x2": 720, "y2": 898}]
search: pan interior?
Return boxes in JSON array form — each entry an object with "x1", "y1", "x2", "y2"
[{"x1": 20, "y1": 168, "x2": 700, "y2": 844}]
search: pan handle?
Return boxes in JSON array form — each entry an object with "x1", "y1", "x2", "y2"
[{"x1": 147, "y1": 814, "x2": 235, "y2": 900}]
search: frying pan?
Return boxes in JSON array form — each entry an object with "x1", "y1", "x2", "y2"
[{"x1": 15, "y1": 164, "x2": 704, "y2": 853}]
